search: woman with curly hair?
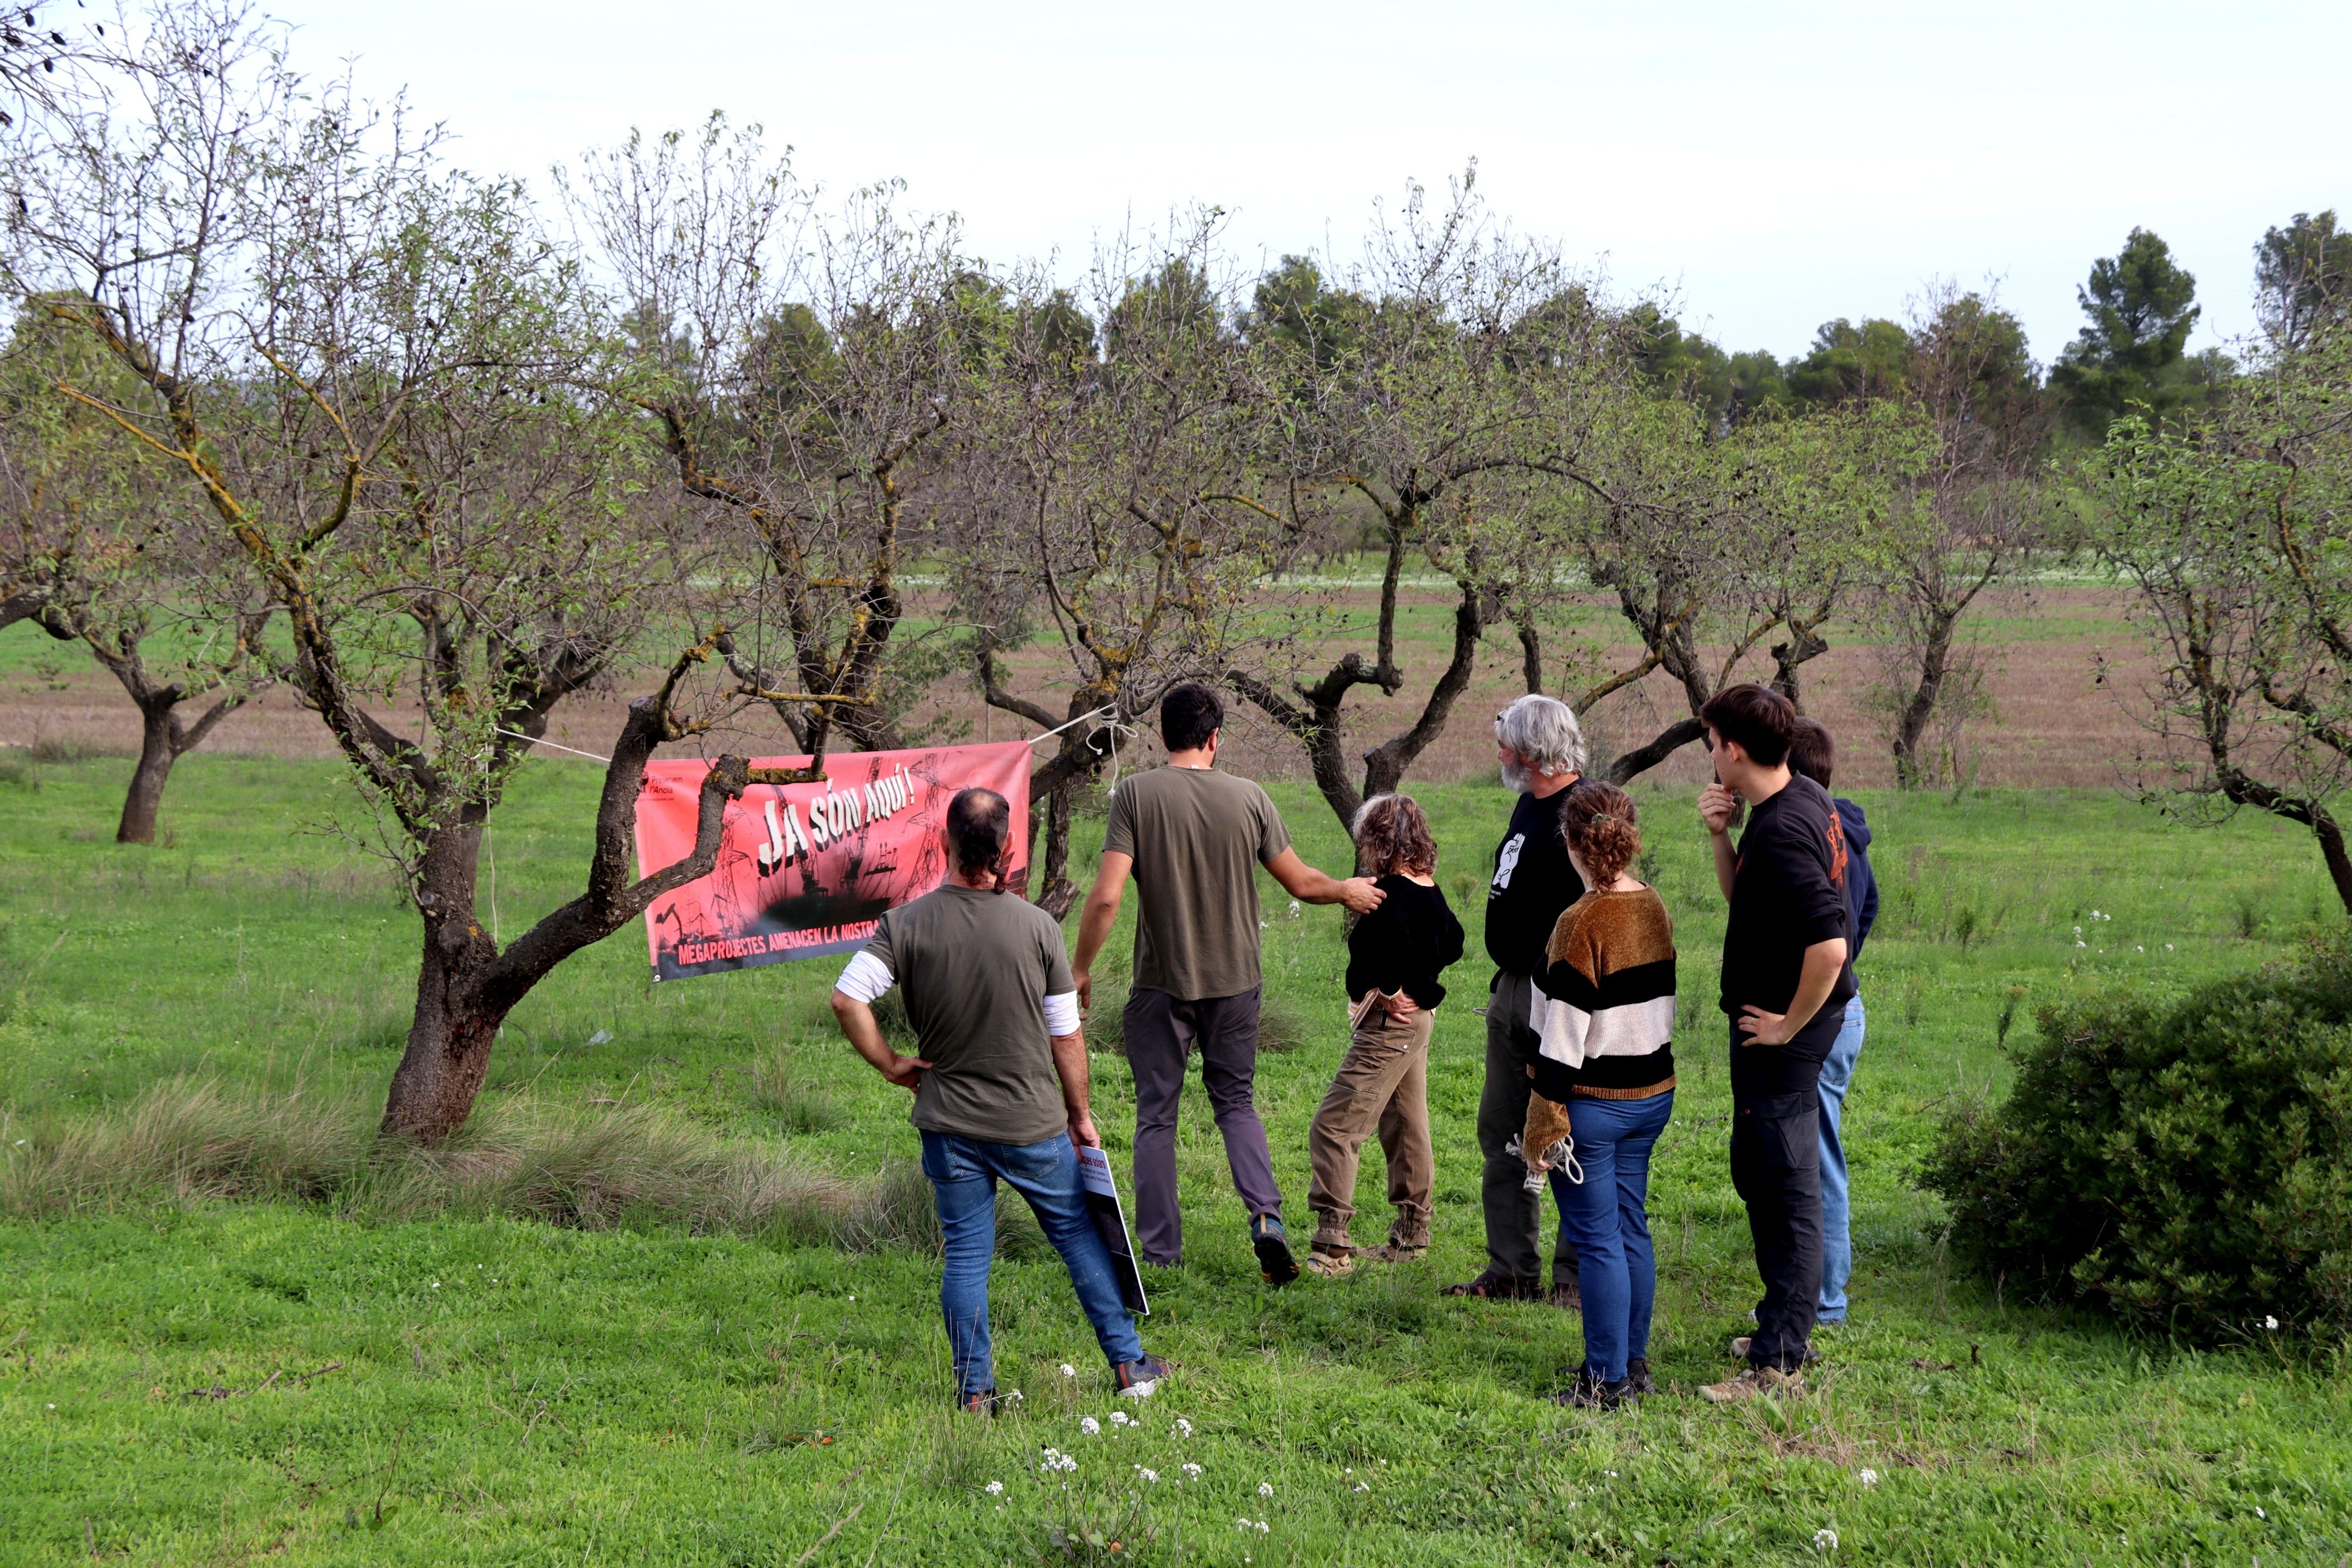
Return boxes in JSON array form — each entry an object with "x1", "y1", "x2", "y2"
[
  {"x1": 1303, "y1": 793, "x2": 1464, "y2": 1276},
  {"x1": 1521, "y1": 779, "x2": 1677, "y2": 1407}
]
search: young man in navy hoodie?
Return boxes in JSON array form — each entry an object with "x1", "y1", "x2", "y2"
[{"x1": 1787, "y1": 719, "x2": 1876, "y2": 1327}]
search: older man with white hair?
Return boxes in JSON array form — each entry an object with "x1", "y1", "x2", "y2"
[{"x1": 1445, "y1": 694, "x2": 1588, "y2": 1304}]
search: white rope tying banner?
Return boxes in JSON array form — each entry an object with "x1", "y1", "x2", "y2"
[{"x1": 496, "y1": 727, "x2": 613, "y2": 765}]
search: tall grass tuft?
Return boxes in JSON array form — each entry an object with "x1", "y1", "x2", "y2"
[
  {"x1": 0, "y1": 1077, "x2": 938, "y2": 1251},
  {"x1": 750, "y1": 1041, "x2": 846, "y2": 1134}
]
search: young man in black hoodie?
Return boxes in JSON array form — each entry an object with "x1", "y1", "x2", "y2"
[
  {"x1": 1691, "y1": 685, "x2": 1854, "y2": 1403},
  {"x1": 1788, "y1": 718, "x2": 1877, "y2": 1327}
]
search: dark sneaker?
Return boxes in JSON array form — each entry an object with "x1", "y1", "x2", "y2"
[
  {"x1": 1443, "y1": 1270, "x2": 1542, "y2": 1300},
  {"x1": 955, "y1": 1389, "x2": 1000, "y2": 1415},
  {"x1": 1114, "y1": 1354, "x2": 1173, "y2": 1400},
  {"x1": 1626, "y1": 1358, "x2": 1656, "y2": 1397},
  {"x1": 1549, "y1": 1370, "x2": 1635, "y2": 1409},
  {"x1": 1549, "y1": 1279, "x2": 1583, "y2": 1311},
  {"x1": 1250, "y1": 1214, "x2": 1300, "y2": 1287}
]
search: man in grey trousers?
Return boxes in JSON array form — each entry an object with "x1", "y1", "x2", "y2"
[
  {"x1": 1445, "y1": 695, "x2": 1587, "y2": 1303},
  {"x1": 1071, "y1": 683, "x2": 1382, "y2": 1284}
]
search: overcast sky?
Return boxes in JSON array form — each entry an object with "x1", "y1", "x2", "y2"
[{"x1": 264, "y1": 0, "x2": 2346, "y2": 366}]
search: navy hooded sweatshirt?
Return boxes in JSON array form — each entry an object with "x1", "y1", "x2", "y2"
[{"x1": 1834, "y1": 797, "x2": 1879, "y2": 963}]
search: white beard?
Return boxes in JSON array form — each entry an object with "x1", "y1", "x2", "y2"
[{"x1": 1500, "y1": 759, "x2": 1533, "y2": 794}]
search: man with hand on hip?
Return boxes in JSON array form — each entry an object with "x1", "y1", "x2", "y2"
[
  {"x1": 1690, "y1": 684, "x2": 1854, "y2": 1405},
  {"x1": 831, "y1": 787, "x2": 1169, "y2": 1412},
  {"x1": 1071, "y1": 682, "x2": 1384, "y2": 1284}
]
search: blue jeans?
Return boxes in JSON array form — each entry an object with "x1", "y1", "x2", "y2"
[
  {"x1": 1548, "y1": 1091, "x2": 1674, "y2": 1384},
  {"x1": 921, "y1": 1130, "x2": 1145, "y2": 1397},
  {"x1": 1816, "y1": 995, "x2": 1865, "y2": 1321}
]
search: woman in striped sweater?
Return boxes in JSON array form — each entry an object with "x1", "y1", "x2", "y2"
[{"x1": 1521, "y1": 779, "x2": 1676, "y2": 1409}]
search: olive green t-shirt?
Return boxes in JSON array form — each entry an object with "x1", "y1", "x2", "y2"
[
  {"x1": 861, "y1": 883, "x2": 1076, "y2": 1146},
  {"x1": 1102, "y1": 765, "x2": 1293, "y2": 1000}
]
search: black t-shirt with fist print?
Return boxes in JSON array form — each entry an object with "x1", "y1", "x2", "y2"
[{"x1": 1484, "y1": 788, "x2": 1586, "y2": 978}]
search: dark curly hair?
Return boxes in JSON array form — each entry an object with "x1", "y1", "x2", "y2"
[
  {"x1": 1558, "y1": 778, "x2": 1640, "y2": 888},
  {"x1": 1352, "y1": 792, "x2": 1437, "y2": 877}
]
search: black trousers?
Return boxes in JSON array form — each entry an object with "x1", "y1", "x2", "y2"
[{"x1": 1728, "y1": 1082, "x2": 1825, "y2": 1371}]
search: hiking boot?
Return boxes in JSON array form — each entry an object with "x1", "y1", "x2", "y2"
[
  {"x1": 1549, "y1": 1369, "x2": 1635, "y2": 1410},
  {"x1": 1698, "y1": 1365, "x2": 1805, "y2": 1404},
  {"x1": 1728, "y1": 1336, "x2": 1822, "y2": 1365},
  {"x1": 1114, "y1": 1354, "x2": 1173, "y2": 1399},
  {"x1": 955, "y1": 1389, "x2": 1000, "y2": 1416},
  {"x1": 1626, "y1": 1358, "x2": 1656, "y2": 1397},
  {"x1": 1250, "y1": 1214, "x2": 1299, "y2": 1287},
  {"x1": 1442, "y1": 1270, "x2": 1541, "y2": 1301},
  {"x1": 1550, "y1": 1279, "x2": 1583, "y2": 1311},
  {"x1": 1304, "y1": 1247, "x2": 1355, "y2": 1278},
  {"x1": 1359, "y1": 1242, "x2": 1426, "y2": 1264}
]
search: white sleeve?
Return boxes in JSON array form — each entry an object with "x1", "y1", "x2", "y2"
[
  {"x1": 1041, "y1": 991, "x2": 1081, "y2": 1036},
  {"x1": 834, "y1": 949, "x2": 896, "y2": 1005}
]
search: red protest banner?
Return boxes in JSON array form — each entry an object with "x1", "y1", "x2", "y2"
[{"x1": 634, "y1": 741, "x2": 1034, "y2": 981}]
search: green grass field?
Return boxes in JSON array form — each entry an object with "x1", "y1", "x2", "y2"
[{"x1": 2, "y1": 752, "x2": 2349, "y2": 1565}]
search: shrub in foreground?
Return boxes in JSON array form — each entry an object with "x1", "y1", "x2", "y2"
[{"x1": 1923, "y1": 939, "x2": 2352, "y2": 1343}]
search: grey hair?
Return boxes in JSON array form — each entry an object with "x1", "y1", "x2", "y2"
[{"x1": 1495, "y1": 694, "x2": 1586, "y2": 776}]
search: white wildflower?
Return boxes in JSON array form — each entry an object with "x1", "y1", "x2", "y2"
[
  {"x1": 1005, "y1": 1390, "x2": 1025, "y2": 1402},
  {"x1": 430, "y1": 1281, "x2": 440, "y2": 1289},
  {"x1": 1354, "y1": 1482, "x2": 1370, "y2": 1493},
  {"x1": 2166, "y1": 943, "x2": 2175, "y2": 951},
  {"x1": 1059, "y1": 1363, "x2": 1077, "y2": 1378},
  {"x1": 2264, "y1": 1315, "x2": 2280, "y2": 1330},
  {"x1": 1136, "y1": 1466, "x2": 1158, "y2": 1483},
  {"x1": 1287, "y1": 900, "x2": 1302, "y2": 919},
  {"x1": 1814, "y1": 1528, "x2": 1838, "y2": 1553},
  {"x1": 1079, "y1": 1416, "x2": 1101, "y2": 1436},
  {"x1": 1175, "y1": 1417, "x2": 1194, "y2": 1437},
  {"x1": 985, "y1": 1481, "x2": 1004, "y2": 1496},
  {"x1": 1235, "y1": 1520, "x2": 1253, "y2": 1532},
  {"x1": 2255, "y1": 1506, "x2": 2267, "y2": 1519},
  {"x1": 1183, "y1": 1463, "x2": 1203, "y2": 1478},
  {"x1": 1858, "y1": 1468, "x2": 1879, "y2": 1487},
  {"x1": 1110, "y1": 1410, "x2": 1130, "y2": 1426},
  {"x1": 1257, "y1": 1481, "x2": 1274, "y2": 1497},
  {"x1": 1256, "y1": 1521, "x2": 1270, "y2": 1533}
]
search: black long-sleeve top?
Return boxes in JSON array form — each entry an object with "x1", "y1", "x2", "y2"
[{"x1": 1346, "y1": 874, "x2": 1467, "y2": 1010}]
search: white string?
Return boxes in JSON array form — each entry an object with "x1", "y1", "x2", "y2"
[
  {"x1": 496, "y1": 727, "x2": 613, "y2": 765},
  {"x1": 1023, "y1": 704, "x2": 1116, "y2": 745}
]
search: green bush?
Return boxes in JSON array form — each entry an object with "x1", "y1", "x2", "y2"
[{"x1": 1923, "y1": 938, "x2": 2352, "y2": 1344}]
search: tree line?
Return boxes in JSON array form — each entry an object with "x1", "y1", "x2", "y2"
[{"x1": 1, "y1": 2, "x2": 2344, "y2": 1142}]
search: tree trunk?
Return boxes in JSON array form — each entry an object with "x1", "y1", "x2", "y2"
[
  {"x1": 2313, "y1": 809, "x2": 2352, "y2": 917},
  {"x1": 1891, "y1": 607, "x2": 1959, "y2": 788},
  {"x1": 377, "y1": 699, "x2": 753, "y2": 1143},
  {"x1": 116, "y1": 704, "x2": 178, "y2": 844},
  {"x1": 1604, "y1": 716, "x2": 1709, "y2": 784},
  {"x1": 1515, "y1": 618, "x2": 1543, "y2": 695},
  {"x1": 380, "y1": 825, "x2": 505, "y2": 1142},
  {"x1": 1033, "y1": 771, "x2": 1082, "y2": 919}
]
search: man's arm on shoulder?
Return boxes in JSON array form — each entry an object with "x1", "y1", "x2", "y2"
[
  {"x1": 1262, "y1": 847, "x2": 1384, "y2": 914},
  {"x1": 1069, "y1": 851, "x2": 1133, "y2": 1010}
]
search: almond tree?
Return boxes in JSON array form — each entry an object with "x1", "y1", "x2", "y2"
[
  {"x1": 2094, "y1": 320, "x2": 2352, "y2": 910},
  {"x1": 1233, "y1": 171, "x2": 1625, "y2": 827},
  {"x1": 0, "y1": 305, "x2": 270, "y2": 841},
  {"x1": 1871, "y1": 285, "x2": 2050, "y2": 787},
  {"x1": 7, "y1": 8, "x2": 803, "y2": 1140},
  {"x1": 952, "y1": 227, "x2": 1290, "y2": 913},
  {"x1": 565, "y1": 118, "x2": 975, "y2": 764}
]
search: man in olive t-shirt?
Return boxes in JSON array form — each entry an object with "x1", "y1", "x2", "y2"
[
  {"x1": 1071, "y1": 683, "x2": 1382, "y2": 1280},
  {"x1": 832, "y1": 788, "x2": 1169, "y2": 1409}
]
